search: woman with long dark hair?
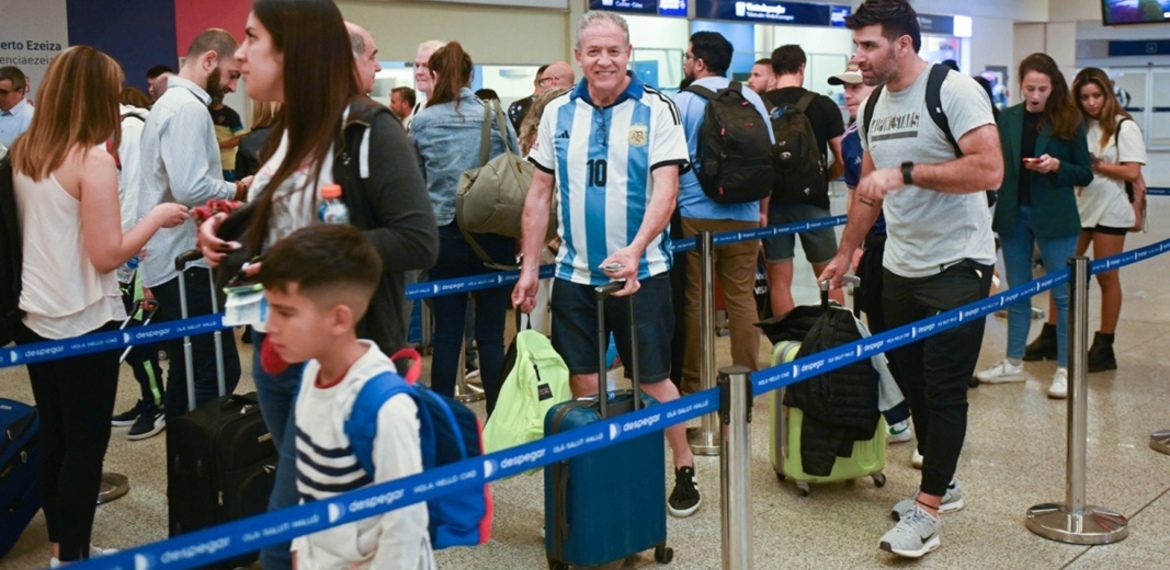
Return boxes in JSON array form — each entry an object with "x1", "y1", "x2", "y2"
[
  {"x1": 1027, "y1": 68, "x2": 1146, "y2": 373},
  {"x1": 974, "y1": 53, "x2": 1092, "y2": 399},
  {"x1": 9, "y1": 46, "x2": 188, "y2": 564},
  {"x1": 409, "y1": 41, "x2": 519, "y2": 414},
  {"x1": 197, "y1": 1, "x2": 436, "y2": 567}
]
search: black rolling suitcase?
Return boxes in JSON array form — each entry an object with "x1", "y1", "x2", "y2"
[
  {"x1": 0, "y1": 399, "x2": 40, "y2": 560},
  {"x1": 166, "y1": 251, "x2": 276, "y2": 568}
]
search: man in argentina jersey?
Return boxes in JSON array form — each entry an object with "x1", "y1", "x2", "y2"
[{"x1": 511, "y1": 11, "x2": 702, "y2": 518}]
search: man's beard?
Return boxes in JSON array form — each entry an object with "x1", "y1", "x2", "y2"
[{"x1": 206, "y1": 67, "x2": 224, "y2": 100}]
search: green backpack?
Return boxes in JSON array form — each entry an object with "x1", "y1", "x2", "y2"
[{"x1": 483, "y1": 329, "x2": 571, "y2": 457}]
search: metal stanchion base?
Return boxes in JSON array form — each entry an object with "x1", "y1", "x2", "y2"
[
  {"x1": 455, "y1": 381, "x2": 485, "y2": 403},
  {"x1": 97, "y1": 472, "x2": 129, "y2": 505},
  {"x1": 1025, "y1": 503, "x2": 1129, "y2": 545},
  {"x1": 687, "y1": 426, "x2": 720, "y2": 456},
  {"x1": 1151, "y1": 429, "x2": 1170, "y2": 455}
]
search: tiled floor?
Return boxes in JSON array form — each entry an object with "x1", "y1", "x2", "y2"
[{"x1": 3, "y1": 193, "x2": 1170, "y2": 569}]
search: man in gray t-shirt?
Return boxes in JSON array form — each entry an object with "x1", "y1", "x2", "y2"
[{"x1": 822, "y1": 0, "x2": 1003, "y2": 560}]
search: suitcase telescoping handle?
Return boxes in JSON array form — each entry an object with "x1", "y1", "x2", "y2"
[
  {"x1": 174, "y1": 249, "x2": 228, "y2": 411},
  {"x1": 819, "y1": 275, "x2": 860, "y2": 308},
  {"x1": 594, "y1": 281, "x2": 639, "y2": 420}
]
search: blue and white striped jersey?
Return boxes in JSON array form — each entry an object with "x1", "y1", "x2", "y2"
[{"x1": 529, "y1": 72, "x2": 689, "y2": 286}]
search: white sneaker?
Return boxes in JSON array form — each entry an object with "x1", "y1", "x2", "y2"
[
  {"x1": 879, "y1": 504, "x2": 941, "y2": 559},
  {"x1": 887, "y1": 419, "x2": 913, "y2": 444},
  {"x1": 1047, "y1": 368, "x2": 1068, "y2": 399},
  {"x1": 50, "y1": 546, "x2": 117, "y2": 567},
  {"x1": 975, "y1": 360, "x2": 1025, "y2": 384},
  {"x1": 911, "y1": 449, "x2": 924, "y2": 469}
]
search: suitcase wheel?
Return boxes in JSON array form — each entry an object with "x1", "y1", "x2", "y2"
[
  {"x1": 873, "y1": 472, "x2": 887, "y2": 488},
  {"x1": 546, "y1": 555, "x2": 567, "y2": 570},
  {"x1": 797, "y1": 481, "x2": 811, "y2": 497},
  {"x1": 775, "y1": 471, "x2": 786, "y2": 482},
  {"x1": 655, "y1": 544, "x2": 673, "y2": 564}
]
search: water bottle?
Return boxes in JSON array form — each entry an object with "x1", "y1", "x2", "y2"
[
  {"x1": 318, "y1": 184, "x2": 350, "y2": 224},
  {"x1": 117, "y1": 255, "x2": 139, "y2": 284}
]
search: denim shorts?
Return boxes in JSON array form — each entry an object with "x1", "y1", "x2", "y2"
[
  {"x1": 762, "y1": 202, "x2": 839, "y2": 264},
  {"x1": 550, "y1": 274, "x2": 674, "y2": 383}
]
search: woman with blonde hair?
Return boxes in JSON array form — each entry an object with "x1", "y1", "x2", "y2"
[
  {"x1": 1028, "y1": 67, "x2": 1146, "y2": 372},
  {"x1": 234, "y1": 99, "x2": 281, "y2": 179},
  {"x1": 518, "y1": 86, "x2": 569, "y2": 156},
  {"x1": 8, "y1": 45, "x2": 188, "y2": 565}
]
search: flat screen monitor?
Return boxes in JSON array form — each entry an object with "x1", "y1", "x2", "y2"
[
  {"x1": 589, "y1": 0, "x2": 688, "y2": 18},
  {"x1": 1101, "y1": 0, "x2": 1170, "y2": 26}
]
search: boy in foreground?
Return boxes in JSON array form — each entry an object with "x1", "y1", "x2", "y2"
[{"x1": 259, "y1": 224, "x2": 435, "y2": 569}]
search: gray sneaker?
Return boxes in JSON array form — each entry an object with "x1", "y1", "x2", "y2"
[
  {"x1": 879, "y1": 504, "x2": 940, "y2": 559},
  {"x1": 891, "y1": 479, "x2": 965, "y2": 521}
]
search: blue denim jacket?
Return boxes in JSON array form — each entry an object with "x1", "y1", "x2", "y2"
[{"x1": 410, "y1": 88, "x2": 520, "y2": 225}]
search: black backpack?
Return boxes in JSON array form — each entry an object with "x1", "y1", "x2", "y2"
[
  {"x1": 682, "y1": 82, "x2": 774, "y2": 204},
  {"x1": 767, "y1": 91, "x2": 827, "y2": 205},
  {"x1": 0, "y1": 155, "x2": 23, "y2": 346},
  {"x1": 862, "y1": 63, "x2": 997, "y2": 207}
]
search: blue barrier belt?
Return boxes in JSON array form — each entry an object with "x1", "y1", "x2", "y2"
[
  {"x1": 1146, "y1": 187, "x2": 1170, "y2": 196},
  {"x1": 71, "y1": 389, "x2": 718, "y2": 570},
  {"x1": 65, "y1": 236, "x2": 1170, "y2": 570},
  {"x1": 403, "y1": 215, "x2": 848, "y2": 299}
]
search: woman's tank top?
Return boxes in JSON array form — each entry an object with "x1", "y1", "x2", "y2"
[{"x1": 14, "y1": 170, "x2": 125, "y2": 339}]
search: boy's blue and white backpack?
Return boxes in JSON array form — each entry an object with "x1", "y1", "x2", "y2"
[{"x1": 344, "y1": 349, "x2": 492, "y2": 549}]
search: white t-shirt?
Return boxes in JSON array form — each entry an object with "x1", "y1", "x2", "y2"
[
  {"x1": 291, "y1": 342, "x2": 435, "y2": 570},
  {"x1": 1079, "y1": 116, "x2": 1146, "y2": 229},
  {"x1": 247, "y1": 132, "x2": 335, "y2": 249},
  {"x1": 118, "y1": 105, "x2": 149, "y2": 232},
  {"x1": 861, "y1": 66, "x2": 997, "y2": 278}
]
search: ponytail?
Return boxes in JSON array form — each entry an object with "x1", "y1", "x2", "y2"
[{"x1": 426, "y1": 41, "x2": 473, "y2": 112}]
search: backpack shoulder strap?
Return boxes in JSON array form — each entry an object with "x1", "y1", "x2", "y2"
[
  {"x1": 861, "y1": 85, "x2": 884, "y2": 146},
  {"x1": 681, "y1": 84, "x2": 718, "y2": 101},
  {"x1": 926, "y1": 63, "x2": 962, "y2": 158},
  {"x1": 477, "y1": 102, "x2": 492, "y2": 167},
  {"x1": 794, "y1": 90, "x2": 818, "y2": 113},
  {"x1": 344, "y1": 371, "x2": 411, "y2": 476},
  {"x1": 1114, "y1": 117, "x2": 1132, "y2": 161}
]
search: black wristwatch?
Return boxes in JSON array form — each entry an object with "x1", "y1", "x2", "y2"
[{"x1": 900, "y1": 161, "x2": 915, "y2": 186}]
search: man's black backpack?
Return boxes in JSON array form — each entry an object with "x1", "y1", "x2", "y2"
[
  {"x1": 862, "y1": 63, "x2": 997, "y2": 207},
  {"x1": 0, "y1": 155, "x2": 23, "y2": 346},
  {"x1": 767, "y1": 91, "x2": 827, "y2": 205},
  {"x1": 682, "y1": 82, "x2": 773, "y2": 204}
]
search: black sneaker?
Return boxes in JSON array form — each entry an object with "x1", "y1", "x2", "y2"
[
  {"x1": 127, "y1": 407, "x2": 165, "y2": 441},
  {"x1": 111, "y1": 400, "x2": 145, "y2": 427},
  {"x1": 668, "y1": 465, "x2": 701, "y2": 517}
]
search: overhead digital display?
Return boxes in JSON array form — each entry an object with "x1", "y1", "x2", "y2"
[
  {"x1": 694, "y1": 0, "x2": 850, "y2": 27},
  {"x1": 590, "y1": 0, "x2": 688, "y2": 18},
  {"x1": 1101, "y1": 0, "x2": 1170, "y2": 26}
]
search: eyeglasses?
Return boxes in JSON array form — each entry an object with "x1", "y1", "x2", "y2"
[{"x1": 683, "y1": 53, "x2": 698, "y2": 62}]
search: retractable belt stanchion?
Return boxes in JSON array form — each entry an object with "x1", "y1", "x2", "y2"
[
  {"x1": 1151, "y1": 430, "x2": 1170, "y2": 455},
  {"x1": 719, "y1": 366, "x2": 752, "y2": 569},
  {"x1": 689, "y1": 231, "x2": 720, "y2": 456},
  {"x1": 454, "y1": 338, "x2": 485, "y2": 403},
  {"x1": 1026, "y1": 256, "x2": 1129, "y2": 544}
]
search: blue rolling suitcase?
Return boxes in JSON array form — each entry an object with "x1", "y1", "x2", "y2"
[
  {"x1": 0, "y1": 398, "x2": 41, "y2": 560},
  {"x1": 544, "y1": 282, "x2": 673, "y2": 569}
]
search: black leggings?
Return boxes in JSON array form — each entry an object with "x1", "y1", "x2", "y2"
[{"x1": 16, "y1": 321, "x2": 121, "y2": 562}]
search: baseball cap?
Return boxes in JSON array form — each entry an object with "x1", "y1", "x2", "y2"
[{"x1": 828, "y1": 62, "x2": 863, "y2": 86}]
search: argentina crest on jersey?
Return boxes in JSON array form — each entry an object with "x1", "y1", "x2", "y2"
[{"x1": 628, "y1": 124, "x2": 648, "y2": 147}]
